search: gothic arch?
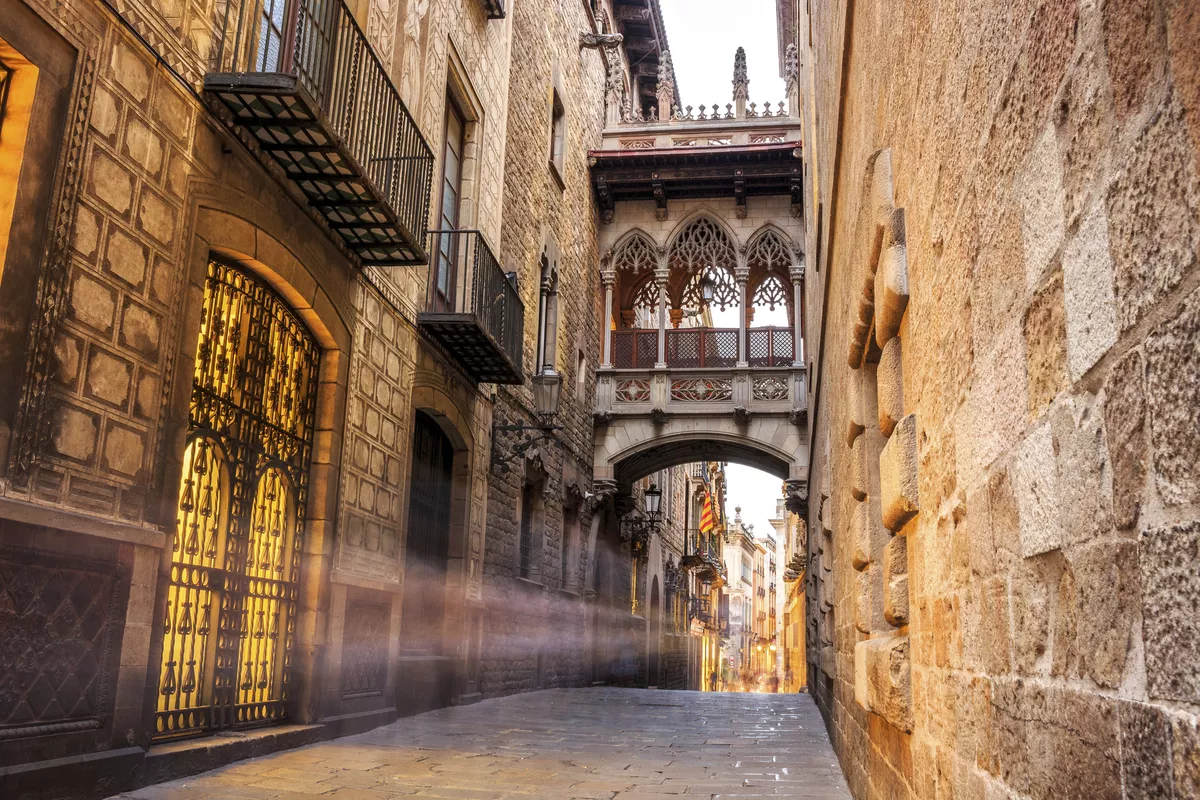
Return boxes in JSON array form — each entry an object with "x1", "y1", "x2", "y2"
[
  {"x1": 609, "y1": 227, "x2": 661, "y2": 274},
  {"x1": 665, "y1": 206, "x2": 743, "y2": 251}
]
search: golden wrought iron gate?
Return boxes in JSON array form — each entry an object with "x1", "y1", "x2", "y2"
[{"x1": 156, "y1": 259, "x2": 320, "y2": 739}]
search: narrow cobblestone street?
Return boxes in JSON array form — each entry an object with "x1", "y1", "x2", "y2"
[{"x1": 112, "y1": 689, "x2": 850, "y2": 800}]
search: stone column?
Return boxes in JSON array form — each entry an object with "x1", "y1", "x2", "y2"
[
  {"x1": 601, "y1": 269, "x2": 615, "y2": 368},
  {"x1": 790, "y1": 257, "x2": 805, "y2": 365},
  {"x1": 655, "y1": 268, "x2": 669, "y2": 369},
  {"x1": 735, "y1": 259, "x2": 750, "y2": 368}
]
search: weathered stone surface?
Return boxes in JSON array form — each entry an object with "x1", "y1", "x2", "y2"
[
  {"x1": 1061, "y1": 204, "x2": 1118, "y2": 381},
  {"x1": 53, "y1": 407, "x2": 98, "y2": 463},
  {"x1": 874, "y1": 209, "x2": 909, "y2": 347},
  {"x1": 1010, "y1": 556, "x2": 1051, "y2": 675},
  {"x1": 1118, "y1": 701, "x2": 1175, "y2": 800},
  {"x1": 1023, "y1": 685, "x2": 1121, "y2": 800},
  {"x1": 864, "y1": 635, "x2": 913, "y2": 733},
  {"x1": 1140, "y1": 521, "x2": 1200, "y2": 703},
  {"x1": 123, "y1": 118, "x2": 163, "y2": 176},
  {"x1": 121, "y1": 301, "x2": 161, "y2": 356},
  {"x1": 854, "y1": 639, "x2": 870, "y2": 710},
  {"x1": 1012, "y1": 421, "x2": 1062, "y2": 557},
  {"x1": 1055, "y1": 48, "x2": 1116, "y2": 227},
  {"x1": 855, "y1": 569, "x2": 872, "y2": 634},
  {"x1": 1102, "y1": 0, "x2": 1167, "y2": 121},
  {"x1": 1173, "y1": 711, "x2": 1200, "y2": 799},
  {"x1": 879, "y1": 413, "x2": 919, "y2": 531},
  {"x1": 1071, "y1": 541, "x2": 1137, "y2": 688},
  {"x1": 852, "y1": 501, "x2": 871, "y2": 570},
  {"x1": 1104, "y1": 348, "x2": 1147, "y2": 530},
  {"x1": 86, "y1": 349, "x2": 132, "y2": 408},
  {"x1": 852, "y1": 433, "x2": 869, "y2": 501},
  {"x1": 1144, "y1": 286, "x2": 1200, "y2": 506},
  {"x1": 110, "y1": 39, "x2": 152, "y2": 101},
  {"x1": 90, "y1": 150, "x2": 133, "y2": 214},
  {"x1": 103, "y1": 424, "x2": 144, "y2": 477},
  {"x1": 1017, "y1": 125, "x2": 1066, "y2": 288},
  {"x1": 1050, "y1": 393, "x2": 1114, "y2": 545},
  {"x1": 965, "y1": 576, "x2": 1011, "y2": 675},
  {"x1": 1022, "y1": 270, "x2": 1068, "y2": 419},
  {"x1": 877, "y1": 336, "x2": 903, "y2": 436},
  {"x1": 882, "y1": 535, "x2": 908, "y2": 627},
  {"x1": 138, "y1": 190, "x2": 177, "y2": 245},
  {"x1": 70, "y1": 274, "x2": 117, "y2": 333},
  {"x1": 1106, "y1": 99, "x2": 1199, "y2": 331},
  {"x1": 106, "y1": 228, "x2": 148, "y2": 287}
]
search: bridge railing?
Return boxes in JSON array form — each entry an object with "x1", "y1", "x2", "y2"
[{"x1": 595, "y1": 364, "x2": 806, "y2": 421}]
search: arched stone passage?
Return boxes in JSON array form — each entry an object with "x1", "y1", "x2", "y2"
[{"x1": 595, "y1": 418, "x2": 807, "y2": 489}]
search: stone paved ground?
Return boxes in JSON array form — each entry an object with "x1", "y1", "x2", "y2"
[{"x1": 113, "y1": 688, "x2": 851, "y2": 799}]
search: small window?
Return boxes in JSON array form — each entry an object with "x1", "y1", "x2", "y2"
[
  {"x1": 549, "y1": 90, "x2": 565, "y2": 182},
  {"x1": 575, "y1": 349, "x2": 587, "y2": 404},
  {"x1": 519, "y1": 483, "x2": 535, "y2": 578}
]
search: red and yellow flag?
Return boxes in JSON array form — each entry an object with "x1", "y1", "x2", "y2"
[{"x1": 700, "y1": 491, "x2": 715, "y2": 533}]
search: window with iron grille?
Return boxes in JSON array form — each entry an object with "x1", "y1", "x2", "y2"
[{"x1": 519, "y1": 483, "x2": 535, "y2": 578}]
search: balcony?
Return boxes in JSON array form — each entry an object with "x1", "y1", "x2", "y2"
[
  {"x1": 205, "y1": 0, "x2": 433, "y2": 265},
  {"x1": 479, "y1": 0, "x2": 506, "y2": 17},
  {"x1": 418, "y1": 230, "x2": 524, "y2": 384}
]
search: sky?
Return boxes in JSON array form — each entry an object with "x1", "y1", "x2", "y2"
[
  {"x1": 658, "y1": 0, "x2": 787, "y2": 113},
  {"x1": 658, "y1": 0, "x2": 790, "y2": 537}
]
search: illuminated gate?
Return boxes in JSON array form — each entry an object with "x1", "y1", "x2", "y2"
[{"x1": 156, "y1": 259, "x2": 320, "y2": 739}]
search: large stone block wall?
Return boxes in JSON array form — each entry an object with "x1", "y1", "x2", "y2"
[
  {"x1": 801, "y1": 0, "x2": 1200, "y2": 797},
  {"x1": 476, "y1": 0, "x2": 608, "y2": 696}
]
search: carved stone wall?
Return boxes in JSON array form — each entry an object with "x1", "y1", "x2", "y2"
[{"x1": 799, "y1": 0, "x2": 1200, "y2": 796}]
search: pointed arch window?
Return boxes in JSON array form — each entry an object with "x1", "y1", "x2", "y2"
[
  {"x1": 669, "y1": 216, "x2": 738, "y2": 275},
  {"x1": 612, "y1": 232, "x2": 657, "y2": 276}
]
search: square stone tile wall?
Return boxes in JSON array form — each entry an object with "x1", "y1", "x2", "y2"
[{"x1": 799, "y1": 0, "x2": 1200, "y2": 798}]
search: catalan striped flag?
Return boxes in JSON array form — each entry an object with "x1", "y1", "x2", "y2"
[{"x1": 700, "y1": 491, "x2": 715, "y2": 533}]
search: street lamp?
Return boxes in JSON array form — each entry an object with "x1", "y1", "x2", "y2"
[
  {"x1": 531, "y1": 369, "x2": 562, "y2": 420},
  {"x1": 699, "y1": 271, "x2": 716, "y2": 307},
  {"x1": 644, "y1": 483, "x2": 662, "y2": 517},
  {"x1": 490, "y1": 368, "x2": 565, "y2": 472}
]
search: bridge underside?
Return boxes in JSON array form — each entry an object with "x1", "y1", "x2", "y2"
[{"x1": 595, "y1": 414, "x2": 808, "y2": 490}]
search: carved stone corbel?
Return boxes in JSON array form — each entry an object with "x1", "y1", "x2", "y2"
[
  {"x1": 580, "y1": 31, "x2": 625, "y2": 49},
  {"x1": 785, "y1": 478, "x2": 809, "y2": 515}
]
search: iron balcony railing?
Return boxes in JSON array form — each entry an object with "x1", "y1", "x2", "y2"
[
  {"x1": 611, "y1": 329, "x2": 658, "y2": 369},
  {"x1": 610, "y1": 326, "x2": 795, "y2": 369},
  {"x1": 423, "y1": 229, "x2": 524, "y2": 381},
  {"x1": 208, "y1": 0, "x2": 433, "y2": 264},
  {"x1": 480, "y1": 0, "x2": 506, "y2": 17},
  {"x1": 747, "y1": 327, "x2": 795, "y2": 367}
]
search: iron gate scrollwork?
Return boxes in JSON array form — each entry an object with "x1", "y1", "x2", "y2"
[{"x1": 156, "y1": 259, "x2": 320, "y2": 739}]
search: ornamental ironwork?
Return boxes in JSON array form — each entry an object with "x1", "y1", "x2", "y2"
[
  {"x1": 156, "y1": 259, "x2": 320, "y2": 740},
  {"x1": 670, "y1": 378, "x2": 733, "y2": 402}
]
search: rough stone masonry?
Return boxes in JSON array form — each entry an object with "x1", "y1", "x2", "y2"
[{"x1": 790, "y1": 0, "x2": 1200, "y2": 796}]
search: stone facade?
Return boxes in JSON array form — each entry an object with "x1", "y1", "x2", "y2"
[
  {"x1": 0, "y1": 0, "x2": 659, "y2": 795},
  {"x1": 787, "y1": 0, "x2": 1200, "y2": 796}
]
